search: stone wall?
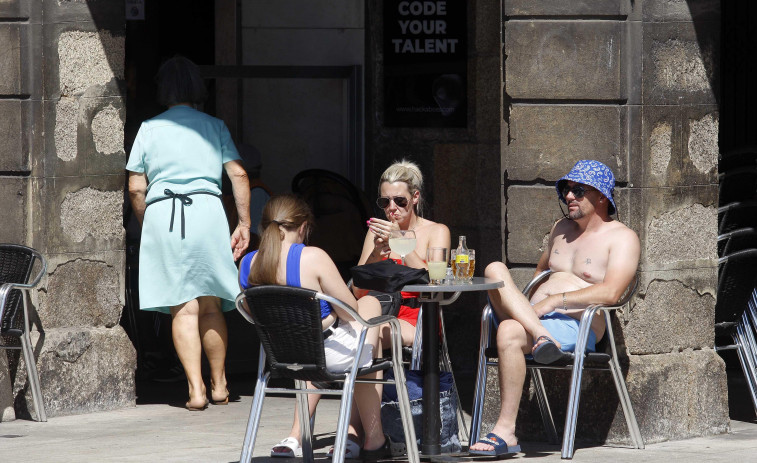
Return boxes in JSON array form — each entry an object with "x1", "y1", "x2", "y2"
[
  {"x1": 0, "y1": 1, "x2": 134, "y2": 420},
  {"x1": 479, "y1": 0, "x2": 725, "y2": 445}
]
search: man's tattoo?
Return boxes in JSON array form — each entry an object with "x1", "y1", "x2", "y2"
[
  {"x1": 585, "y1": 258, "x2": 591, "y2": 264},
  {"x1": 553, "y1": 249, "x2": 559, "y2": 254}
]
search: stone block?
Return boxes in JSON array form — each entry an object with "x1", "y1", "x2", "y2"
[
  {"x1": 624, "y1": 350, "x2": 728, "y2": 442},
  {"x1": 505, "y1": 21, "x2": 623, "y2": 100},
  {"x1": 504, "y1": 105, "x2": 627, "y2": 182},
  {"x1": 642, "y1": 0, "x2": 720, "y2": 22},
  {"x1": 0, "y1": 100, "x2": 24, "y2": 171},
  {"x1": 13, "y1": 326, "x2": 135, "y2": 419},
  {"x1": 42, "y1": 0, "x2": 126, "y2": 29},
  {"x1": 242, "y1": 28, "x2": 364, "y2": 66},
  {"x1": 683, "y1": 107, "x2": 718, "y2": 177},
  {"x1": 505, "y1": 186, "x2": 563, "y2": 264},
  {"x1": 0, "y1": 0, "x2": 30, "y2": 18},
  {"x1": 509, "y1": 266, "x2": 538, "y2": 291},
  {"x1": 642, "y1": 21, "x2": 719, "y2": 105},
  {"x1": 622, "y1": 269, "x2": 716, "y2": 354},
  {"x1": 505, "y1": 0, "x2": 626, "y2": 17},
  {"x1": 625, "y1": 186, "x2": 718, "y2": 272},
  {"x1": 43, "y1": 23, "x2": 124, "y2": 100},
  {"x1": 80, "y1": 96, "x2": 126, "y2": 176},
  {"x1": 40, "y1": 176, "x2": 125, "y2": 255},
  {"x1": 242, "y1": 0, "x2": 363, "y2": 28},
  {"x1": 0, "y1": 177, "x2": 27, "y2": 243},
  {"x1": 38, "y1": 251, "x2": 125, "y2": 329},
  {"x1": 631, "y1": 105, "x2": 719, "y2": 189},
  {"x1": 0, "y1": 24, "x2": 22, "y2": 95}
]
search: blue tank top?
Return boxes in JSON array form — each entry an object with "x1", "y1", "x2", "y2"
[{"x1": 239, "y1": 243, "x2": 333, "y2": 319}]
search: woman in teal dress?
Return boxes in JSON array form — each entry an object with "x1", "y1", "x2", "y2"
[{"x1": 126, "y1": 56, "x2": 250, "y2": 410}]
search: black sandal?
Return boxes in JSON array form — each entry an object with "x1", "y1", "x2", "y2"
[{"x1": 361, "y1": 435, "x2": 393, "y2": 461}]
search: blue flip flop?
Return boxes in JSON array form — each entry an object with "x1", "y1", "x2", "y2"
[
  {"x1": 532, "y1": 335, "x2": 564, "y2": 364},
  {"x1": 468, "y1": 432, "x2": 521, "y2": 456}
]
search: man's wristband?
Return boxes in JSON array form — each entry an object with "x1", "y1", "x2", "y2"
[{"x1": 562, "y1": 292, "x2": 567, "y2": 311}]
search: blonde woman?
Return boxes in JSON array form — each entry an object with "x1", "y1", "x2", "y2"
[
  {"x1": 357, "y1": 159, "x2": 451, "y2": 345},
  {"x1": 238, "y1": 195, "x2": 393, "y2": 459}
]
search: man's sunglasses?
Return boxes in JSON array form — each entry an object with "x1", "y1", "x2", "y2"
[
  {"x1": 376, "y1": 196, "x2": 409, "y2": 208},
  {"x1": 561, "y1": 184, "x2": 595, "y2": 199}
]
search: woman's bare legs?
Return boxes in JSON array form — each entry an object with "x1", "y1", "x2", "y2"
[
  {"x1": 171, "y1": 299, "x2": 207, "y2": 408},
  {"x1": 198, "y1": 296, "x2": 228, "y2": 402}
]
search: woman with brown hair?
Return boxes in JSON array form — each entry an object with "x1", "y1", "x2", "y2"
[{"x1": 238, "y1": 195, "x2": 393, "y2": 459}]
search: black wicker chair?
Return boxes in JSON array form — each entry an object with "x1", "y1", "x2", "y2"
[
  {"x1": 718, "y1": 227, "x2": 757, "y2": 257},
  {"x1": 235, "y1": 285, "x2": 419, "y2": 463},
  {"x1": 718, "y1": 166, "x2": 757, "y2": 206},
  {"x1": 292, "y1": 169, "x2": 371, "y2": 281},
  {"x1": 0, "y1": 244, "x2": 47, "y2": 421},
  {"x1": 714, "y1": 249, "x2": 757, "y2": 417},
  {"x1": 718, "y1": 201, "x2": 757, "y2": 234},
  {"x1": 469, "y1": 270, "x2": 643, "y2": 460}
]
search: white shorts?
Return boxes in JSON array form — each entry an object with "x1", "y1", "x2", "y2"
[{"x1": 323, "y1": 321, "x2": 374, "y2": 373}]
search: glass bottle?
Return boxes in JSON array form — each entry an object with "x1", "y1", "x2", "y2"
[{"x1": 454, "y1": 236, "x2": 470, "y2": 281}]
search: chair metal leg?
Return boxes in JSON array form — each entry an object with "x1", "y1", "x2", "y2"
[
  {"x1": 608, "y1": 356, "x2": 644, "y2": 449},
  {"x1": 21, "y1": 328, "x2": 46, "y2": 422},
  {"x1": 411, "y1": 306, "x2": 423, "y2": 370},
  {"x1": 470, "y1": 305, "x2": 492, "y2": 445},
  {"x1": 532, "y1": 369, "x2": 558, "y2": 444},
  {"x1": 296, "y1": 380, "x2": 315, "y2": 463},
  {"x1": 240, "y1": 367, "x2": 270, "y2": 463},
  {"x1": 390, "y1": 320, "x2": 420, "y2": 463},
  {"x1": 560, "y1": 308, "x2": 598, "y2": 460},
  {"x1": 603, "y1": 311, "x2": 644, "y2": 451},
  {"x1": 734, "y1": 321, "x2": 757, "y2": 416}
]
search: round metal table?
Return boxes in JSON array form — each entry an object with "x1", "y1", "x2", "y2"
[{"x1": 402, "y1": 277, "x2": 504, "y2": 456}]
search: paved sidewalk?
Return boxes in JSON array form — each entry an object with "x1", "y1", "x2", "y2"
[{"x1": 2, "y1": 387, "x2": 756, "y2": 463}]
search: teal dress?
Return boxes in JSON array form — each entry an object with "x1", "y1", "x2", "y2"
[{"x1": 126, "y1": 105, "x2": 241, "y2": 313}]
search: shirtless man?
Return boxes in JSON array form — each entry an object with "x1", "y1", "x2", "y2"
[{"x1": 469, "y1": 160, "x2": 640, "y2": 456}]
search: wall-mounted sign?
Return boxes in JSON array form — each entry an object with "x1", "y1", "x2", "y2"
[
  {"x1": 126, "y1": 0, "x2": 145, "y2": 21},
  {"x1": 383, "y1": 1, "x2": 467, "y2": 127}
]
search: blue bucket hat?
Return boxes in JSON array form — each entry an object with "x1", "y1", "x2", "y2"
[{"x1": 556, "y1": 160, "x2": 616, "y2": 215}]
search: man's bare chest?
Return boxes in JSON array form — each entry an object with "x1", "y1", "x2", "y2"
[{"x1": 548, "y1": 237, "x2": 609, "y2": 283}]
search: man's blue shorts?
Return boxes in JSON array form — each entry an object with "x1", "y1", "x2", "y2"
[{"x1": 539, "y1": 311, "x2": 596, "y2": 353}]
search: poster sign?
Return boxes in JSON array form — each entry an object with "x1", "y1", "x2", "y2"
[
  {"x1": 126, "y1": 0, "x2": 145, "y2": 21},
  {"x1": 384, "y1": 1, "x2": 467, "y2": 127}
]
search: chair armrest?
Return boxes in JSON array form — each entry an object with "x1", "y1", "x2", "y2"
[
  {"x1": 0, "y1": 281, "x2": 38, "y2": 321},
  {"x1": 522, "y1": 269, "x2": 552, "y2": 299},
  {"x1": 363, "y1": 314, "x2": 396, "y2": 327},
  {"x1": 9, "y1": 250, "x2": 47, "y2": 290},
  {"x1": 235, "y1": 292, "x2": 255, "y2": 324}
]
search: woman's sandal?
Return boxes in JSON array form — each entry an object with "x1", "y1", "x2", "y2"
[{"x1": 271, "y1": 437, "x2": 302, "y2": 458}]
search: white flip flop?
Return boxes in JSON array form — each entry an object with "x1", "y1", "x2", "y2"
[{"x1": 271, "y1": 437, "x2": 302, "y2": 458}]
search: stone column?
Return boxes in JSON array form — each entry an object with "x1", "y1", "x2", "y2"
[
  {"x1": 483, "y1": 0, "x2": 726, "y2": 444},
  {"x1": 0, "y1": 1, "x2": 134, "y2": 420}
]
